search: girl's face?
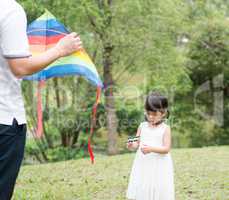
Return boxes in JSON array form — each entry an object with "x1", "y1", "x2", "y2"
[{"x1": 145, "y1": 110, "x2": 165, "y2": 125}]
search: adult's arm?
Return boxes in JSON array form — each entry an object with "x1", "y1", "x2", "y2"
[{"x1": 7, "y1": 33, "x2": 82, "y2": 78}]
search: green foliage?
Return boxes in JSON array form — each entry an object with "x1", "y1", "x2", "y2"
[
  {"x1": 46, "y1": 147, "x2": 86, "y2": 162},
  {"x1": 187, "y1": 16, "x2": 229, "y2": 145},
  {"x1": 24, "y1": 139, "x2": 41, "y2": 164},
  {"x1": 17, "y1": 0, "x2": 229, "y2": 162},
  {"x1": 116, "y1": 107, "x2": 143, "y2": 136},
  {"x1": 188, "y1": 19, "x2": 229, "y2": 84}
]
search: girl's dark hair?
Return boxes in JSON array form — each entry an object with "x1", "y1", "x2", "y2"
[{"x1": 145, "y1": 92, "x2": 169, "y2": 118}]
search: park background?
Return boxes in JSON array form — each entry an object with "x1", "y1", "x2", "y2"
[{"x1": 14, "y1": 0, "x2": 228, "y2": 199}]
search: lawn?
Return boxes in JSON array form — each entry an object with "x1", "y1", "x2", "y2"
[{"x1": 13, "y1": 146, "x2": 229, "y2": 200}]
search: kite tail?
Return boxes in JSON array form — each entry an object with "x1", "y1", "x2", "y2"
[
  {"x1": 88, "y1": 86, "x2": 102, "y2": 164},
  {"x1": 36, "y1": 80, "x2": 45, "y2": 138}
]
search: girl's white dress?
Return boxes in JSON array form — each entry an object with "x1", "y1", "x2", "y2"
[{"x1": 126, "y1": 122, "x2": 175, "y2": 200}]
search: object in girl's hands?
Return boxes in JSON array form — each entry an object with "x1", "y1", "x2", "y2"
[
  {"x1": 127, "y1": 136, "x2": 139, "y2": 150},
  {"x1": 127, "y1": 136, "x2": 140, "y2": 143}
]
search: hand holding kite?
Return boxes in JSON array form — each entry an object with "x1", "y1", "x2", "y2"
[{"x1": 55, "y1": 32, "x2": 82, "y2": 57}]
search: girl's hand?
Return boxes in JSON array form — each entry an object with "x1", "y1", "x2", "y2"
[
  {"x1": 126, "y1": 142, "x2": 133, "y2": 149},
  {"x1": 127, "y1": 141, "x2": 139, "y2": 150},
  {"x1": 141, "y1": 145, "x2": 153, "y2": 154}
]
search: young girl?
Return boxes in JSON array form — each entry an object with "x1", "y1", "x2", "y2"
[{"x1": 126, "y1": 92, "x2": 175, "y2": 200}]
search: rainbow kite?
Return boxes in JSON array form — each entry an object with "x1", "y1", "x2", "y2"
[{"x1": 24, "y1": 10, "x2": 103, "y2": 163}]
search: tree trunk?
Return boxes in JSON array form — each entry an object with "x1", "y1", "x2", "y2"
[
  {"x1": 53, "y1": 78, "x2": 68, "y2": 147},
  {"x1": 84, "y1": 0, "x2": 117, "y2": 154},
  {"x1": 103, "y1": 45, "x2": 118, "y2": 155}
]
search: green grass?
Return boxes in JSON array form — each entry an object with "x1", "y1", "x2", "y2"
[{"x1": 13, "y1": 146, "x2": 229, "y2": 200}]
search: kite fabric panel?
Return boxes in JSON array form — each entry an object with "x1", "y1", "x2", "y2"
[{"x1": 24, "y1": 10, "x2": 103, "y2": 87}]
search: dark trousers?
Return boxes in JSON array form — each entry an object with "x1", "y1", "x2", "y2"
[{"x1": 0, "y1": 119, "x2": 26, "y2": 200}]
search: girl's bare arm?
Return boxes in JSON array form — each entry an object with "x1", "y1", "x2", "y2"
[{"x1": 141, "y1": 126, "x2": 171, "y2": 154}]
